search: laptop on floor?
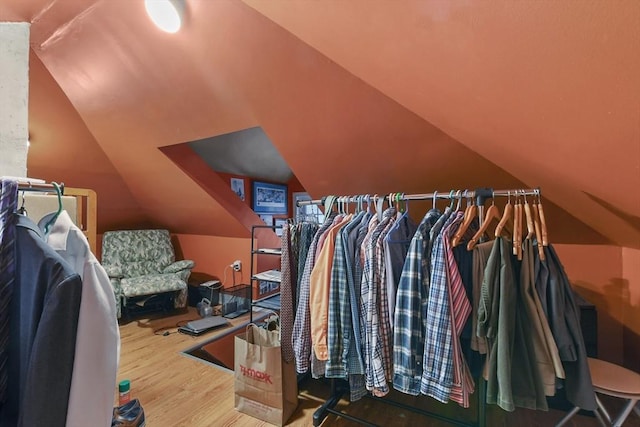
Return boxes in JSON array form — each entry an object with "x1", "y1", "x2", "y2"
[{"x1": 178, "y1": 316, "x2": 230, "y2": 336}]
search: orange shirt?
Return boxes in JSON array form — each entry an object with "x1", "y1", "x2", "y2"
[{"x1": 309, "y1": 214, "x2": 352, "y2": 361}]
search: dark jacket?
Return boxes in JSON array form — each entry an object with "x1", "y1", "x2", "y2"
[
  {"x1": 535, "y1": 244, "x2": 596, "y2": 411},
  {"x1": 0, "y1": 215, "x2": 82, "y2": 427}
]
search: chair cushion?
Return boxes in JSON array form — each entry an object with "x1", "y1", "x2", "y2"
[
  {"x1": 102, "y1": 230, "x2": 176, "y2": 277},
  {"x1": 121, "y1": 273, "x2": 187, "y2": 298}
]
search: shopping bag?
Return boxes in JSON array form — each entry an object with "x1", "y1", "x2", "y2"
[{"x1": 234, "y1": 323, "x2": 298, "y2": 426}]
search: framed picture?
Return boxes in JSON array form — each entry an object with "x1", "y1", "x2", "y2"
[
  {"x1": 259, "y1": 214, "x2": 273, "y2": 225},
  {"x1": 252, "y1": 181, "x2": 288, "y2": 214},
  {"x1": 274, "y1": 218, "x2": 287, "y2": 236},
  {"x1": 230, "y1": 177, "x2": 245, "y2": 201}
]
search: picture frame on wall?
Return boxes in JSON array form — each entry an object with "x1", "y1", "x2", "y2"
[
  {"x1": 230, "y1": 177, "x2": 245, "y2": 201},
  {"x1": 252, "y1": 181, "x2": 288, "y2": 214}
]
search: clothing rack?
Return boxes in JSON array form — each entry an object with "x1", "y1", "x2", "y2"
[{"x1": 297, "y1": 187, "x2": 541, "y2": 427}]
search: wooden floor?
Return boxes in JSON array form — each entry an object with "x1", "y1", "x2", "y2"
[{"x1": 117, "y1": 308, "x2": 639, "y2": 426}]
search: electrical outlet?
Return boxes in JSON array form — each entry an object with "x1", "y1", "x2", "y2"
[{"x1": 232, "y1": 260, "x2": 242, "y2": 272}]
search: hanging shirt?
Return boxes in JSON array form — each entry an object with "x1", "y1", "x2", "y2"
[
  {"x1": 43, "y1": 211, "x2": 120, "y2": 427},
  {"x1": 296, "y1": 222, "x2": 318, "y2": 312},
  {"x1": 420, "y1": 211, "x2": 458, "y2": 402},
  {"x1": 292, "y1": 213, "x2": 337, "y2": 374},
  {"x1": 280, "y1": 224, "x2": 296, "y2": 363},
  {"x1": 383, "y1": 212, "x2": 417, "y2": 329},
  {"x1": 441, "y1": 213, "x2": 474, "y2": 408},
  {"x1": 393, "y1": 209, "x2": 440, "y2": 395},
  {"x1": 310, "y1": 214, "x2": 352, "y2": 363},
  {"x1": 326, "y1": 211, "x2": 365, "y2": 380},
  {"x1": 362, "y1": 207, "x2": 396, "y2": 396},
  {"x1": 344, "y1": 212, "x2": 372, "y2": 401}
]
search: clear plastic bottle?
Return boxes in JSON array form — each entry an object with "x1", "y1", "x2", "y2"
[{"x1": 118, "y1": 379, "x2": 131, "y2": 406}]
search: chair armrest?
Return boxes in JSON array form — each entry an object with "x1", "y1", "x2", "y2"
[
  {"x1": 104, "y1": 264, "x2": 124, "y2": 279},
  {"x1": 163, "y1": 260, "x2": 195, "y2": 274}
]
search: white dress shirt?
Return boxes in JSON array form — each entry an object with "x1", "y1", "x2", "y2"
[{"x1": 45, "y1": 211, "x2": 120, "y2": 427}]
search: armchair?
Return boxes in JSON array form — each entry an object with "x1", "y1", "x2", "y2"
[{"x1": 102, "y1": 229, "x2": 195, "y2": 318}]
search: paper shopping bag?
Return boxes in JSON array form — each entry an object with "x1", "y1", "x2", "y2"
[{"x1": 234, "y1": 324, "x2": 298, "y2": 426}]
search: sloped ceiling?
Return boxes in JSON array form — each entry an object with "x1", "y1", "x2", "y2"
[{"x1": 1, "y1": 0, "x2": 638, "y2": 246}]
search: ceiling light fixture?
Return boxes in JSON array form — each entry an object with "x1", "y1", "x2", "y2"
[{"x1": 145, "y1": 0, "x2": 185, "y2": 33}]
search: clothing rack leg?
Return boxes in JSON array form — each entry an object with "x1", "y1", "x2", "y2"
[
  {"x1": 477, "y1": 378, "x2": 486, "y2": 427},
  {"x1": 313, "y1": 379, "x2": 343, "y2": 426}
]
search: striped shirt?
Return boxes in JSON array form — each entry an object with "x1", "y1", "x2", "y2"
[{"x1": 442, "y1": 213, "x2": 474, "y2": 407}]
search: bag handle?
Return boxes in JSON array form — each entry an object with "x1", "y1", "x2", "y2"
[{"x1": 244, "y1": 323, "x2": 264, "y2": 363}]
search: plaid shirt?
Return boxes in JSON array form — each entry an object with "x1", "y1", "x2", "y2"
[
  {"x1": 420, "y1": 212, "x2": 458, "y2": 402},
  {"x1": 347, "y1": 212, "x2": 373, "y2": 401},
  {"x1": 362, "y1": 208, "x2": 396, "y2": 396},
  {"x1": 393, "y1": 209, "x2": 441, "y2": 395},
  {"x1": 326, "y1": 212, "x2": 365, "y2": 379},
  {"x1": 292, "y1": 213, "x2": 337, "y2": 374},
  {"x1": 374, "y1": 216, "x2": 398, "y2": 384}
]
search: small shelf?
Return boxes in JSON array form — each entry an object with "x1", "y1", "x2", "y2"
[
  {"x1": 252, "y1": 293, "x2": 281, "y2": 311},
  {"x1": 253, "y1": 247, "x2": 282, "y2": 255},
  {"x1": 250, "y1": 224, "x2": 283, "y2": 323},
  {"x1": 251, "y1": 269, "x2": 282, "y2": 283}
]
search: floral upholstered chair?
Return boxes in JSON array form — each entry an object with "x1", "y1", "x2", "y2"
[{"x1": 101, "y1": 229, "x2": 194, "y2": 318}]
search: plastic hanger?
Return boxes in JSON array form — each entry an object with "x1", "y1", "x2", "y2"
[
  {"x1": 494, "y1": 190, "x2": 513, "y2": 238},
  {"x1": 448, "y1": 190, "x2": 456, "y2": 210},
  {"x1": 17, "y1": 191, "x2": 27, "y2": 216},
  {"x1": 466, "y1": 195, "x2": 501, "y2": 250},
  {"x1": 44, "y1": 182, "x2": 63, "y2": 234}
]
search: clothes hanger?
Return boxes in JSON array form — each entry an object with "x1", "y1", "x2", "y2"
[
  {"x1": 44, "y1": 182, "x2": 63, "y2": 234},
  {"x1": 323, "y1": 195, "x2": 336, "y2": 223},
  {"x1": 536, "y1": 189, "x2": 548, "y2": 246},
  {"x1": 454, "y1": 190, "x2": 463, "y2": 212},
  {"x1": 466, "y1": 194, "x2": 501, "y2": 250},
  {"x1": 452, "y1": 190, "x2": 477, "y2": 247},
  {"x1": 513, "y1": 192, "x2": 523, "y2": 259},
  {"x1": 17, "y1": 190, "x2": 27, "y2": 216},
  {"x1": 494, "y1": 190, "x2": 513, "y2": 238},
  {"x1": 523, "y1": 191, "x2": 535, "y2": 240},
  {"x1": 531, "y1": 191, "x2": 545, "y2": 260}
]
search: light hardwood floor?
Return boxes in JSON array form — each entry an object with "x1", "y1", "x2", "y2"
[{"x1": 117, "y1": 308, "x2": 638, "y2": 426}]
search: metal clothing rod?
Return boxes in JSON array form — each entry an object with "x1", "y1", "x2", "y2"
[
  {"x1": 16, "y1": 180, "x2": 65, "y2": 194},
  {"x1": 296, "y1": 187, "x2": 540, "y2": 207}
]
